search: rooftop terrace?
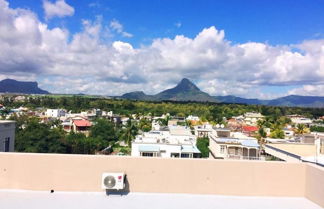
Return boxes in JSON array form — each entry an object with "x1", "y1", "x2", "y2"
[{"x1": 0, "y1": 152, "x2": 323, "y2": 208}]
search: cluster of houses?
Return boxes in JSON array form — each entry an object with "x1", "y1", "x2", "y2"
[
  {"x1": 129, "y1": 113, "x2": 263, "y2": 160},
  {"x1": 130, "y1": 112, "x2": 324, "y2": 165},
  {"x1": 1, "y1": 105, "x2": 323, "y2": 165}
]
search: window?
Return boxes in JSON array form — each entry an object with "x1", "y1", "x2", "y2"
[
  {"x1": 171, "y1": 153, "x2": 180, "y2": 158},
  {"x1": 4, "y1": 137, "x2": 10, "y2": 152},
  {"x1": 181, "y1": 153, "x2": 190, "y2": 158},
  {"x1": 142, "y1": 152, "x2": 153, "y2": 157},
  {"x1": 220, "y1": 145, "x2": 225, "y2": 154},
  {"x1": 141, "y1": 152, "x2": 155, "y2": 157},
  {"x1": 193, "y1": 153, "x2": 201, "y2": 158}
]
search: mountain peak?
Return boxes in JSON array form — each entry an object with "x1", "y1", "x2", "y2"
[
  {"x1": 174, "y1": 78, "x2": 200, "y2": 92},
  {"x1": 154, "y1": 78, "x2": 217, "y2": 102}
]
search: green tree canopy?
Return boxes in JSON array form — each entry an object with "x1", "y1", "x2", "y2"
[
  {"x1": 15, "y1": 118, "x2": 66, "y2": 153},
  {"x1": 196, "y1": 137, "x2": 209, "y2": 158},
  {"x1": 90, "y1": 119, "x2": 117, "y2": 143}
]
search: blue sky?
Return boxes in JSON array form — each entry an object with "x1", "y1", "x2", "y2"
[
  {"x1": 9, "y1": 0, "x2": 324, "y2": 46},
  {"x1": 1, "y1": 0, "x2": 324, "y2": 98}
]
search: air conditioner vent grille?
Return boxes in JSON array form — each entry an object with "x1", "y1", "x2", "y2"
[{"x1": 103, "y1": 175, "x2": 116, "y2": 189}]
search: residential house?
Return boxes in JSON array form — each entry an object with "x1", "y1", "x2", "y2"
[
  {"x1": 45, "y1": 109, "x2": 66, "y2": 118},
  {"x1": 242, "y1": 125, "x2": 259, "y2": 137},
  {"x1": 287, "y1": 115, "x2": 313, "y2": 125},
  {"x1": 62, "y1": 117, "x2": 92, "y2": 136},
  {"x1": 167, "y1": 119, "x2": 178, "y2": 126},
  {"x1": 194, "y1": 123, "x2": 213, "y2": 138},
  {"x1": 283, "y1": 128, "x2": 295, "y2": 139},
  {"x1": 131, "y1": 125, "x2": 200, "y2": 158},
  {"x1": 209, "y1": 129, "x2": 261, "y2": 160},
  {"x1": 186, "y1": 115, "x2": 200, "y2": 122},
  {"x1": 243, "y1": 112, "x2": 264, "y2": 126}
]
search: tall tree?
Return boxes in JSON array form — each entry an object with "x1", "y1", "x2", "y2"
[{"x1": 90, "y1": 119, "x2": 116, "y2": 143}]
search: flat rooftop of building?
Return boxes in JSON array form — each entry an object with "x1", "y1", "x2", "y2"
[
  {"x1": 0, "y1": 190, "x2": 322, "y2": 209},
  {"x1": 0, "y1": 120, "x2": 15, "y2": 123},
  {"x1": 267, "y1": 143, "x2": 317, "y2": 157}
]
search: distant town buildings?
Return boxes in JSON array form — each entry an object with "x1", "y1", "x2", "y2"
[
  {"x1": 287, "y1": 115, "x2": 313, "y2": 125},
  {"x1": 45, "y1": 109, "x2": 66, "y2": 118},
  {"x1": 243, "y1": 112, "x2": 264, "y2": 126}
]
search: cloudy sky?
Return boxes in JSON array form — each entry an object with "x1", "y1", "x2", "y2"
[{"x1": 1, "y1": 0, "x2": 324, "y2": 98}]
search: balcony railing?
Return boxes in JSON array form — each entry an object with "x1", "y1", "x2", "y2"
[{"x1": 227, "y1": 154, "x2": 263, "y2": 160}]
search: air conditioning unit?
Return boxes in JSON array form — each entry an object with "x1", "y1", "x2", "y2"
[{"x1": 102, "y1": 173, "x2": 125, "y2": 190}]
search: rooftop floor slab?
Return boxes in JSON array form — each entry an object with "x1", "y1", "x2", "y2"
[{"x1": 0, "y1": 190, "x2": 322, "y2": 209}]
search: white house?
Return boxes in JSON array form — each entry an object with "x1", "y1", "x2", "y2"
[
  {"x1": 291, "y1": 117, "x2": 313, "y2": 125},
  {"x1": 131, "y1": 126, "x2": 200, "y2": 158},
  {"x1": 209, "y1": 129, "x2": 261, "y2": 160},
  {"x1": 283, "y1": 128, "x2": 295, "y2": 139},
  {"x1": 186, "y1": 115, "x2": 200, "y2": 121},
  {"x1": 0, "y1": 120, "x2": 15, "y2": 152},
  {"x1": 244, "y1": 112, "x2": 264, "y2": 125},
  {"x1": 194, "y1": 124, "x2": 213, "y2": 138},
  {"x1": 46, "y1": 109, "x2": 66, "y2": 118}
]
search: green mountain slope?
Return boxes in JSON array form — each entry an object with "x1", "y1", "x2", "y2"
[{"x1": 121, "y1": 78, "x2": 217, "y2": 102}]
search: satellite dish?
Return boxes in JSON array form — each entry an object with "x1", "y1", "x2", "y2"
[
  {"x1": 220, "y1": 124, "x2": 224, "y2": 128},
  {"x1": 103, "y1": 175, "x2": 116, "y2": 189}
]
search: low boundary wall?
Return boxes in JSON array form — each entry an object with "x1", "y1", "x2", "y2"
[{"x1": 0, "y1": 152, "x2": 323, "y2": 207}]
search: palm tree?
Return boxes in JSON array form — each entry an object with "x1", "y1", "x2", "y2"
[
  {"x1": 296, "y1": 124, "x2": 307, "y2": 135},
  {"x1": 122, "y1": 119, "x2": 138, "y2": 147}
]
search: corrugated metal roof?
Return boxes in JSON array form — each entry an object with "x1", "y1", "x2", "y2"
[
  {"x1": 241, "y1": 140, "x2": 259, "y2": 148},
  {"x1": 138, "y1": 145, "x2": 160, "y2": 152},
  {"x1": 181, "y1": 145, "x2": 201, "y2": 153}
]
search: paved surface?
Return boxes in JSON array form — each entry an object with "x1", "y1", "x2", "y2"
[{"x1": 0, "y1": 190, "x2": 322, "y2": 209}]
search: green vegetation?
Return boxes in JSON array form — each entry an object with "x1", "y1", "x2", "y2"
[
  {"x1": 90, "y1": 119, "x2": 117, "y2": 142},
  {"x1": 257, "y1": 116, "x2": 291, "y2": 140},
  {"x1": 12, "y1": 116, "x2": 119, "y2": 154},
  {"x1": 296, "y1": 124, "x2": 308, "y2": 135},
  {"x1": 3, "y1": 95, "x2": 323, "y2": 119},
  {"x1": 15, "y1": 117, "x2": 66, "y2": 153},
  {"x1": 310, "y1": 126, "x2": 324, "y2": 132},
  {"x1": 269, "y1": 129, "x2": 285, "y2": 139},
  {"x1": 196, "y1": 137, "x2": 209, "y2": 158},
  {"x1": 119, "y1": 119, "x2": 138, "y2": 146}
]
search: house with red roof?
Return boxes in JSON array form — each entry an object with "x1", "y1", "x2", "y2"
[
  {"x1": 242, "y1": 126, "x2": 259, "y2": 137},
  {"x1": 62, "y1": 117, "x2": 92, "y2": 136}
]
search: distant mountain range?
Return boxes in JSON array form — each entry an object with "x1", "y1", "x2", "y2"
[
  {"x1": 121, "y1": 78, "x2": 324, "y2": 108},
  {"x1": 215, "y1": 95, "x2": 324, "y2": 108},
  {"x1": 1, "y1": 78, "x2": 323, "y2": 108},
  {"x1": 0, "y1": 79, "x2": 49, "y2": 94}
]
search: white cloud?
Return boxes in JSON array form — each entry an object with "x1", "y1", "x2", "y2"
[
  {"x1": 43, "y1": 0, "x2": 74, "y2": 20},
  {"x1": 110, "y1": 19, "x2": 133, "y2": 38},
  {"x1": 288, "y1": 85, "x2": 324, "y2": 97},
  {"x1": 0, "y1": 0, "x2": 324, "y2": 98}
]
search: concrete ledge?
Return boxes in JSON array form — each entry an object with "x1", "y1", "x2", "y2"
[{"x1": 0, "y1": 152, "x2": 306, "y2": 197}]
